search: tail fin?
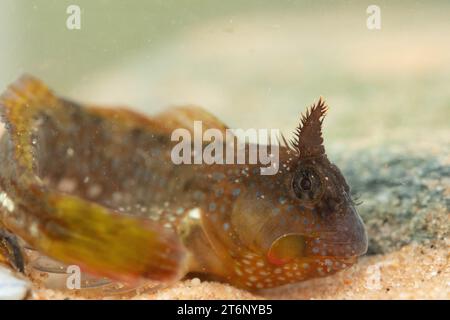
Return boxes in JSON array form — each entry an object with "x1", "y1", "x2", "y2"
[{"x1": 0, "y1": 75, "x2": 188, "y2": 283}]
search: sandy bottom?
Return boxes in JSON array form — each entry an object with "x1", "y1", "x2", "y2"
[{"x1": 29, "y1": 243, "x2": 449, "y2": 300}]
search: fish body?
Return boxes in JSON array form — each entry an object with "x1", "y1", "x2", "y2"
[{"x1": 0, "y1": 75, "x2": 367, "y2": 290}]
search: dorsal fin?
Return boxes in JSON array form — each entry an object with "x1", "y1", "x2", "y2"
[{"x1": 154, "y1": 105, "x2": 229, "y2": 136}]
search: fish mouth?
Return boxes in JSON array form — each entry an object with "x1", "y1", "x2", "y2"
[
  {"x1": 306, "y1": 238, "x2": 368, "y2": 258},
  {"x1": 266, "y1": 202, "x2": 368, "y2": 263},
  {"x1": 266, "y1": 233, "x2": 366, "y2": 267},
  {"x1": 307, "y1": 203, "x2": 368, "y2": 258}
]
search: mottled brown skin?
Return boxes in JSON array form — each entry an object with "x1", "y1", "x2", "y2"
[
  {"x1": 0, "y1": 75, "x2": 367, "y2": 291},
  {"x1": 183, "y1": 147, "x2": 367, "y2": 289}
]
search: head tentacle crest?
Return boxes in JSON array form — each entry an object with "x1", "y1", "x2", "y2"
[{"x1": 293, "y1": 97, "x2": 328, "y2": 158}]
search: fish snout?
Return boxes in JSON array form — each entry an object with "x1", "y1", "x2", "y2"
[
  {"x1": 344, "y1": 204, "x2": 369, "y2": 257},
  {"x1": 308, "y1": 204, "x2": 368, "y2": 258}
]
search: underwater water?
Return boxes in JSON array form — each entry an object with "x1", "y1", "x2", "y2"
[{"x1": 0, "y1": 0, "x2": 448, "y2": 300}]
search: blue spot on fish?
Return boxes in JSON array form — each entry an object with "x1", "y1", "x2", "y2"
[
  {"x1": 215, "y1": 188, "x2": 224, "y2": 197},
  {"x1": 232, "y1": 188, "x2": 241, "y2": 197}
]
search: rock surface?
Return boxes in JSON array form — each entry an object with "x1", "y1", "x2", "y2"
[{"x1": 332, "y1": 141, "x2": 449, "y2": 255}]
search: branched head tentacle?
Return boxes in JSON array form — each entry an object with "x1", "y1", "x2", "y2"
[
  {"x1": 279, "y1": 132, "x2": 299, "y2": 155},
  {"x1": 293, "y1": 97, "x2": 328, "y2": 158}
]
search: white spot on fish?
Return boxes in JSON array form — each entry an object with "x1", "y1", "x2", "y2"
[
  {"x1": 0, "y1": 192, "x2": 15, "y2": 212},
  {"x1": 57, "y1": 178, "x2": 77, "y2": 193},
  {"x1": 87, "y1": 184, "x2": 102, "y2": 198},
  {"x1": 66, "y1": 148, "x2": 74, "y2": 157},
  {"x1": 188, "y1": 208, "x2": 201, "y2": 220},
  {"x1": 29, "y1": 222, "x2": 39, "y2": 237}
]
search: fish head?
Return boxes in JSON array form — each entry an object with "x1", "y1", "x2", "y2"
[{"x1": 227, "y1": 98, "x2": 367, "y2": 276}]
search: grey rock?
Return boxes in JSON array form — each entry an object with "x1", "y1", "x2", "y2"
[{"x1": 331, "y1": 143, "x2": 449, "y2": 255}]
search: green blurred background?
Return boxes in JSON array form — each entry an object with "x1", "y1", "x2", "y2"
[{"x1": 1, "y1": 0, "x2": 449, "y2": 144}]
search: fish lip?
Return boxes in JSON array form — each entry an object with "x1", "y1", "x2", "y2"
[
  {"x1": 316, "y1": 224, "x2": 368, "y2": 257},
  {"x1": 307, "y1": 239, "x2": 367, "y2": 258},
  {"x1": 313, "y1": 255, "x2": 359, "y2": 263},
  {"x1": 336, "y1": 195, "x2": 369, "y2": 257},
  {"x1": 352, "y1": 204, "x2": 369, "y2": 256}
]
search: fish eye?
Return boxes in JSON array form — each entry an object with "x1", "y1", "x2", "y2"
[
  {"x1": 292, "y1": 167, "x2": 323, "y2": 203},
  {"x1": 300, "y1": 177, "x2": 311, "y2": 190}
]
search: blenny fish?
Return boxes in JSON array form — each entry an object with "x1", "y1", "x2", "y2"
[{"x1": 0, "y1": 75, "x2": 367, "y2": 291}]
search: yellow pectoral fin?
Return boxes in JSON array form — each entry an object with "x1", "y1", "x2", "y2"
[{"x1": 37, "y1": 192, "x2": 188, "y2": 283}]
